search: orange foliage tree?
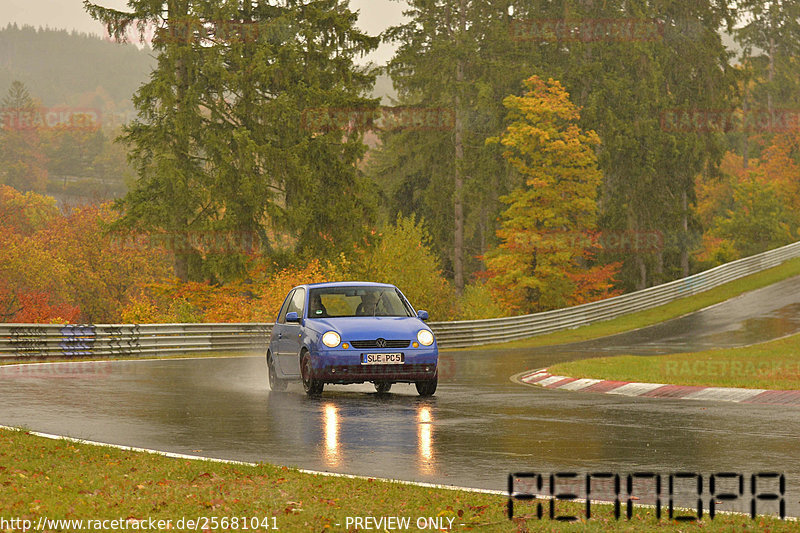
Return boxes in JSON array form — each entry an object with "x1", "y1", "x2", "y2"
[
  {"x1": 45, "y1": 204, "x2": 173, "y2": 322},
  {"x1": 0, "y1": 185, "x2": 171, "y2": 323},
  {"x1": 695, "y1": 133, "x2": 800, "y2": 266},
  {"x1": 119, "y1": 216, "x2": 458, "y2": 322},
  {"x1": 0, "y1": 186, "x2": 77, "y2": 322},
  {"x1": 1, "y1": 189, "x2": 468, "y2": 324},
  {"x1": 120, "y1": 259, "x2": 333, "y2": 324}
]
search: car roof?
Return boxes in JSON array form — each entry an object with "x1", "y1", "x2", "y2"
[{"x1": 303, "y1": 281, "x2": 396, "y2": 289}]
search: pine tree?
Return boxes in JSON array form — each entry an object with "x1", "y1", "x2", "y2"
[
  {"x1": 85, "y1": 0, "x2": 379, "y2": 282},
  {"x1": 382, "y1": 0, "x2": 535, "y2": 293},
  {"x1": 550, "y1": 0, "x2": 736, "y2": 288},
  {"x1": 0, "y1": 81, "x2": 48, "y2": 192}
]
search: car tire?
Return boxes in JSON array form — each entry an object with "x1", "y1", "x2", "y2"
[
  {"x1": 267, "y1": 352, "x2": 287, "y2": 392},
  {"x1": 374, "y1": 381, "x2": 392, "y2": 394},
  {"x1": 415, "y1": 371, "x2": 437, "y2": 397},
  {"x1": 301, "y1": 352, "x2": 324, "y2": 396}
]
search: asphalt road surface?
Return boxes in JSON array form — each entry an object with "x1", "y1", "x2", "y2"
[{"x1": 2, "y1": 276, "x2": 799, "y2": 517}]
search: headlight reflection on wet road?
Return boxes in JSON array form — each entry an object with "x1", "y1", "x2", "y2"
[
  {"x1": 323, "y1": 403, "x2": 340, "y2": 467},
  {"x1": 417, "y1": 405, "x2": 434, "y2": 474},
  {"x1": 319, "y1": 398, "x2": 437, "y2": 475}
]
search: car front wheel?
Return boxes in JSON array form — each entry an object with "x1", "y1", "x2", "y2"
[
  {"x1": 301, "y1": 352, "x2": 324, "y2": 396},
  {"x1": 415, "y1": 371, "x2": 437, "y2": 397},
  {"x1": 267, "y1": 352, "x2": 287, "y2": 392}
]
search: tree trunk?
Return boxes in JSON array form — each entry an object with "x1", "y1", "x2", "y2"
[
  {"x1": 174, "y1": 253, "x2": 189, "y2": 282},
  {"x1": 171, "y1": 0, "x2": 192, "y2": 281},
  {"x1": 453, "y1": 0, "x2": 466, "y2": 294},
  {"x1": 454, "y1": 93, "x2": 464, "y2": 294},
  {"x1": 742, "y1": 91, "x2": 749, "y2": 169},
  {"x1": 629, "y1": 209, "x2": 647, "y2": 290},
  {"x1": 636, "y1": 254, "x2": 647, "y2": 290},
  {"x1": 655, "y1": 249, "x2": 664, "y2": 285},
  {"x1": 768, "y1": 35, "x2": 775, "y2": 115},
  {"x1": 680, "y1": 188, "x2": 689, "y2": 278}
]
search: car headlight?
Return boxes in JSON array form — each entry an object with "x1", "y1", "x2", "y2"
[
  {"x1": 417, "y1": 329, "x2": 434, "y2": 346},
  {"x1": 322, "y1": 331, "x2": 341, "y2": 348}
]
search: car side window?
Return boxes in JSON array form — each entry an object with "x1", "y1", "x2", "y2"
[
  {"x1": 287, "y1": 288, "x2": 306, "y2": 318},
  {"x1": 277, "y1": 290, "x2": 294, "y2": 324}
]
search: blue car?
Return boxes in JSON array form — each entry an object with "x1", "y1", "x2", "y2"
[{"x1": 266, "y1": 282, "x2": 438, "y2": 396}]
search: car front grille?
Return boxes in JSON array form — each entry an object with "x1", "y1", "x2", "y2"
[{"x1": 350, "y1": 339, "x2": 411, "y2": 349}]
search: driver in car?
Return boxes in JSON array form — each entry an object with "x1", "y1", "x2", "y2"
[{"x1": 356, "y1": 291, "x2": 380, "y2": 316}]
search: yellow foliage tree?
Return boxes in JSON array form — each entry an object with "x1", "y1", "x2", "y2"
[{"x1": 484, "y1": 76, "x2": 619, "y2": 314}]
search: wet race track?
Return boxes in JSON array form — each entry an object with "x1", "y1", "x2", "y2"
[{"x1": 2, "y1": 276, "x2": 800, "y2": 516}]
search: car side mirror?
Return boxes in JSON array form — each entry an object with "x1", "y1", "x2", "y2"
[
  {"x1": 416, "y1": 310, "x2": 429, "y2": 321},
  {"x1": 285, "y1": 311, "x2": 300, "y2": 323}
]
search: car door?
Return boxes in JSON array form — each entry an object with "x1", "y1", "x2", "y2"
[
  {"x1": 277, "y1": 287, "x2": 305, "y2": 376},
  {"x1": 270, "y1": 290, "x2": 294, "y2": 377}
]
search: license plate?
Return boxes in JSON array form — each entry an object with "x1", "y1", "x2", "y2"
[{"x1": 361, "y1": 353, "x2": 404, "y2": 365}]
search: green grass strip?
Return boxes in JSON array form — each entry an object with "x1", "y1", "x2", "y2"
[
  {"x1": 453, "y1": 256, "x2": 800, "y2": 351},
  {"x1": 0, "y1": 428, "x2": 792, "y2": 531},
  {"x1": 548, "y1": 332, "x2": 800, "y2": 390}
]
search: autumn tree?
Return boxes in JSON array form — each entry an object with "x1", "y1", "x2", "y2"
[
  {"x1": 0, "y1": 186, "x2": 77, "y2": 322},
  {"x1": 758, "y1": 131, "x2": 800, "y2": 226},
  {"x1": 712, "y1": 177, "x2": 793, "y2": 258},
  {"x1": 484, "y1": 76, "x2": 619, "y2": 313},
  {"x1": 331, "y1": 215, "x2": 456, "y2": 320},
  {"x1": 0, "y1": 185, "x2": 171, "y2": 323},
  {"x1": 695, "y1": 132, "x2": 800, "y2": 266},
  {"x1": 120, "y1": 216, "x2": 457, "y2": 322},
  {"x1": 45, "y1": 204, "x2": 173, "y2": 323}
]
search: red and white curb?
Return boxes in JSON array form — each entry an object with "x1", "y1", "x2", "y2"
[{"x1": 516, "y1": 369, "x2": 800, "y2": 405}]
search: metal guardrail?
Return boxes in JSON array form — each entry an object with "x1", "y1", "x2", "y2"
[
  {"x1": 0, "y1": 323, "x2": 271, "y2": 360},
  {"x1": 1, "y1": 241, "x2": 799, "y2": 358},
  {"x1": 429, "y1": 240, "x2": 800, "y2": 348}
]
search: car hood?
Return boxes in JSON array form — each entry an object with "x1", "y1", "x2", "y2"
[{"x1": 306, "y1": 316, "x2": 429, "y2": 340}]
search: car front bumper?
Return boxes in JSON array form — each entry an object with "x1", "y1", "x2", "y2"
[{"x1": 310, "y1": 347, "x2": 438, "y2": 384}]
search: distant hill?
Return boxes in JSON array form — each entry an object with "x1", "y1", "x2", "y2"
[
  {"x1": 1, "y1": 25, "x2": 399, "y2": 121},
  {"x1": 0, "y1": 24, "x2": 154, "y2": 116}
]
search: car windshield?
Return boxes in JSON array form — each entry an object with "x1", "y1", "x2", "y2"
[{"x1": 308, "y1": 287, "x2": 413, "y2": 318}]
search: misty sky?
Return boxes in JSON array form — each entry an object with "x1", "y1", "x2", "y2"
[{"x1": 1, "y1": 0, "x2": 408, "y2": 65}]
